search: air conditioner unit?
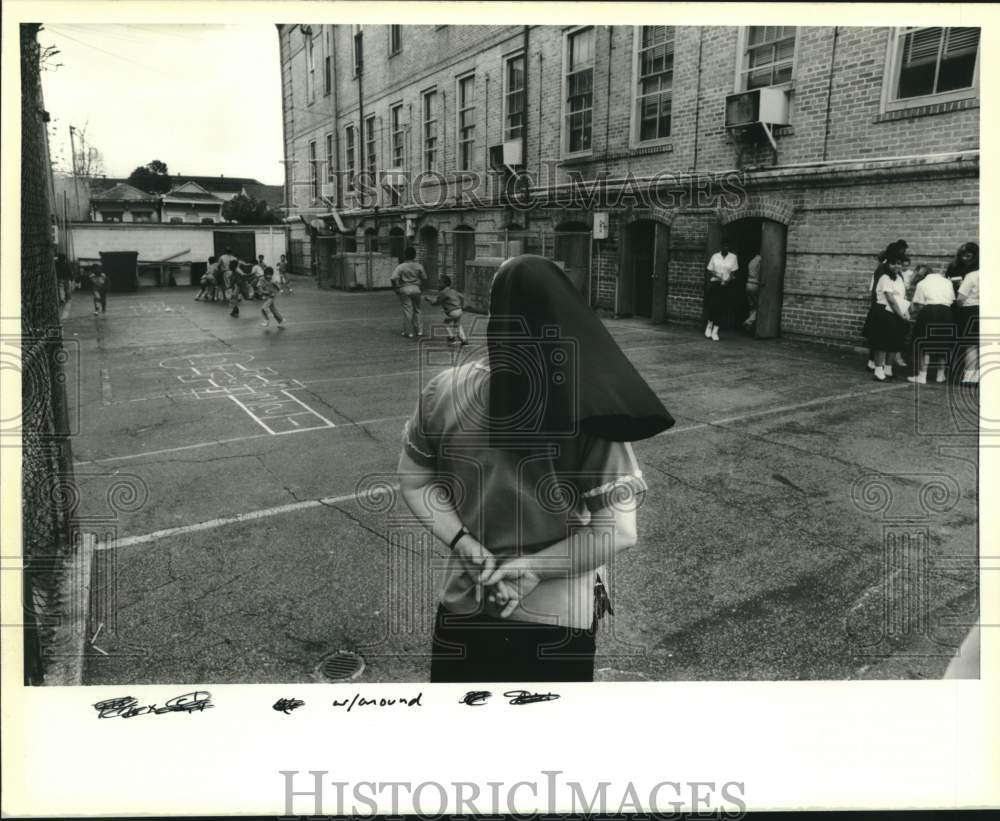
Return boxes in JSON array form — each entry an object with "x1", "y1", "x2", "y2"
[
  {"x1": 490, "y1": 142, "x2": 523, "y2": 171},
  {"x1": 502, "y1": 140, "x2": 523, "y2": 168},
  {"x1": 725, "y1": 87, "x2": 789, "y2": 128}
]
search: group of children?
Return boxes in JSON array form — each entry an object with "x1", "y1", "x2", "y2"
[
  {"x1": 195, "y1": 248, "x2": 291, "y2": 328},
  {"x1": 863, "y1": 240, "x2": 980, "y2": 385}
]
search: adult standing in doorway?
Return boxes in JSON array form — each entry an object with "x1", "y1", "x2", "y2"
[
  {"x1": 743, "y1": 251, "x2": 762, "y2": 331},
  {"x1": 391, "y1": 246, "x2": 428, "y2": 339},
  {"x1": 397, "y1": 255, "x2": 674, "y2": 682},
  {"x1": 705, "y1": 238, "x2": 739, "y2": 341}
]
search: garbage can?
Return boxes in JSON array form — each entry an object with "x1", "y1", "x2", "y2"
[{"x1": 99, "y1": 252, "x2": 139, "y2": 292}]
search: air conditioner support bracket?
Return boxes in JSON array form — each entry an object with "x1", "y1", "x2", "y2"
[{"x1": 759, "y1": 121, "x2": 778, "y2": 152}]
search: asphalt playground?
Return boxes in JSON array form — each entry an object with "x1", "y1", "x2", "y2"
[{"x1": 60, "y1": 275, "x2": 979, "y2": 684}]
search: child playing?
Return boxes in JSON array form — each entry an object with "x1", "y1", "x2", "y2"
[
  {"x1": 259, "y1": 267, "x2": 285, "y2": 329},
  {"x1": 196, "y1": 256, "x2": 217, "y2": 301},
  {"x1": 277, "y1": 254, "x2": 292, "y2": 294},
  {"x1": 88, "y1": 265, "x2": 109, "y2": 316},
  {"x1": 425, "y1": 275, "x2": 467, "y2": 345}
]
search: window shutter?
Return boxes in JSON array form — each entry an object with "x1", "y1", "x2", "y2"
[
  {"x1": 904, "y1": 27, "x2": 943, "y2": 65},
  {"x1": 944, "y1": 27, "x2": 980, "y2": 56}
]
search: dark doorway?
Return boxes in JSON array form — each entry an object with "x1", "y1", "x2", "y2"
[
  {"x1": 420, "y1": 226, "x2": 439, "y2": 288},
  {"x1": 619, "y1": 221, "x2": 655, "y2": 318},
  {"x1": 721, "y1": 217, "x2": 787, "y2": 339},
  {"x1": 554, "y1": 221, "x2": 591, "y2": 296},
  {"x1": 452, "y1": 225, "x2": 475, "y2": 291},
  {"x1": 388, "y1": 226, "x2": 406, "y2": 262},
  {"x1": 213, "y1": 231, "x2": 256, "y2": 264}
]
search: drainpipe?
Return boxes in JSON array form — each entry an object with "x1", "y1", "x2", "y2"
[
  {"x1": 330, "y1": 26, "x2": 343, "y2": 207},
  {"x1": 821, "y1": 26, "x2": 839, "y2": 162},
  {"x1": 537, "y1": 52, "x2": 543, "y2": 188},
  {"x1": 692, "y1": 27, "x2": 704, "y2": 173},
  {"x1": 604, "y1": 26, "x2": 613, "y2": 175},
  {"x1": 521, "y1": 26, "x2": 529, "y2": 187},
  {"x1": 355, "y1": 30, "x2": 366, "y2": 207}
]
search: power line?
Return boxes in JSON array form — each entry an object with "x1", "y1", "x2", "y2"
[{"x1": 46, "y1": 26, "x2": 170, "y2": 76}]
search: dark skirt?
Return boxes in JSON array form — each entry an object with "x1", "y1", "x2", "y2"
[
  {"x1": 705, "y1": 280, "x2": 731, "y2": 325},
  {"x1": 865, "y1": 306, "x2": 909, "y2": 352},
  {"x1": 429, "y1": 604, "x2": 596, "y2": 683},
  {"x1": 955, "y1": 305, "x2": 980, "y2": 341}
]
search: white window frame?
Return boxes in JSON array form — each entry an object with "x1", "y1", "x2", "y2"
[
  {"x1": 561, "y1": 26, "x2": 596, "y2": 157},
  {"x1": 389, "y1": 24, "x2": 402, "y2": 57},
  {"x1": 456, "y1": 71, "x2": 477, "y2": 172},
  {"x1": 881, "y1": 26, "x2": 980, "y2": 112},
  {"x1": 305, "y1": 32, "x2": 317, "y2": 104},
  {"x1": 422, "y1": 87, "x2": 439, "y2": 172},
  {"x1": 364, "y1": 114, "x2": 378, "y2": 180},
  {"x1": 352, "y1": 24, "x2": 363, "y2": 77},
  {"x1": 630, "y1": 25, "x2": 675, "y2": 147},
  {"x1": 344, "y1": 124, "x2": 356, "y2": 191},
  {"x1": 325, "y1": 132, "x2": 335, "y2": 183},
  {"x1": 502, "y1": 49, "x2": 526, "y2": 144},
  {"x1": 390, "y1": 102, "x2": 405, "y2": 169},
  {"x1": 308, "y1": 140, "x2": 319, "y2": 201},
  {"x1": 734, "y1": 26, "x2": 799, "y2": 93}
]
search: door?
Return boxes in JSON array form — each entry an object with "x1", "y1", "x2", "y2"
[
  {"x1": 420, "y1": 227, "x2": 439, "y2": 288},
  {"x1": 554, "y1": 224, "x2": 590, "y2": 295},
  {"x1": 213, "y1": 231, "x2": 256, "y2": 264},
  {"x1": 632, "y1": 222, "x2": 655, "y2": 318},
  {"x1": 651, "y1": 222, "x2": 669, "y2": 323},
  {"x1": 453, "y1": 227, "x2": 474, "y2": 291},
  {"x1": 756, "y1": 220, "x2": 787, "y2": 339}
]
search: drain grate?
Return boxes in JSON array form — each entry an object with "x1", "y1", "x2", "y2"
[{"x1": 318, "y1": 650, "x2": 365, "y2": 682}]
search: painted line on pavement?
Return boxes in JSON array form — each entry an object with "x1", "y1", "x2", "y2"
[
  {"x1": 102, "y1": 383, "x2": 912, "y2": 548},
  {"x1": 107, "y1": 487, "x2": 393, "y2": 550},
  {"x1": 73, "y1": 413, "x2": 411, "y2": 465}
]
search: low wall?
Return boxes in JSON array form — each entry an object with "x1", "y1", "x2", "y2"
[{"x1": 70, "y1": 223, "x2": 288, "y2": 266}]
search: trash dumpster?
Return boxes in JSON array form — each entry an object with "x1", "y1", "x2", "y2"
[{"x1": 99, "y1": 251, "x2": 139, "y2": 292}]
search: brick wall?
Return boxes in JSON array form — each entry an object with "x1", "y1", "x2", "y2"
[{"x1": 70, "y1": 223, "x2": 289, "y2": 265}]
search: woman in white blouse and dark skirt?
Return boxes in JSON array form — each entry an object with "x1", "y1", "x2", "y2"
[
  {"x1": 865, "y1": 255, "x2": 910, "y2": 382},
  {"x1": 949, "y1": 242, "x2": 980, "y2": 385},
  {"x1": 906, "y1": 265, "x2": 956, "y2": 385}
]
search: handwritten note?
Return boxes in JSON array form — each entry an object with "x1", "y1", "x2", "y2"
[{"x1": 92, "y1": 692, "x2": 213, "y2": 719}]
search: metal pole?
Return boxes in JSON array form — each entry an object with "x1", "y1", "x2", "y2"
[{"x1": 68, "y1": 125, "x2": 81, "y2": 219}]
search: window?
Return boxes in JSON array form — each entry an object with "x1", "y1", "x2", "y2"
[
  {"x1": 890, "y1": 27, "x2": 980, "y2": 104},
  {"x1": 740, "y1": 26, "x2": 796, "y2": 90},
  {"x1": 564, "y1": 27, "x2": 594, "y2": 154},
  {"x1": 352, "y1": 24, "x2": 363, "y2": 75},
  {"x1": 345, "y1": 125, "x2": 356, "y2": 191},
  {"x1": 132, "y1": 211, "x2": 153, "y2": 223},
  {"x1": 390, "y1": 103, "x2": 405, "y2": 169},
  {"x1": 457, "y1": 74, "x2": 476, "y2": 170},
  {"x1": 503, "y1": 53, "x2": 525, "y2": 142},
  {"x1": 422, "y1": 89, "x2": 438, "y2": 171},
  {"x1": 634, "y1": 26, "x2": 674, "y2": 142},
  {"x1": 169, "y1": 217, "x2": 183, "y2": 224},
  {"x1": 364, "y1": 114, "x2": 377, "y2": 180},
  {"x1": 101, "y1": 211, "x2": 123, "y2": 223},
  {"x1": 306, "y1": 33, "x2": 316, "y2": 103},
  {"x1": 325, "y1": 133, "x2": 335, "y2": 183},
  {"x1": 390, "y1": 25, "x2": 402, "y2": 56},
  {"x1": 201, "y1": 217, "x2": 215, "y2": 224},
  {"x1": 308, "y1": 140, "x2": 319, "y2": 201}
]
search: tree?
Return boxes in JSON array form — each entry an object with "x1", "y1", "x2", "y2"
[
  {"x1": 73, "y1": 124, "x2": 104, "y2": 178},
  {"x1": 127, "y1": 160, "x2": 172, "y2": 194},
  {"x1": 221, "y1": 194, "x2": 283, "y2": 225}
]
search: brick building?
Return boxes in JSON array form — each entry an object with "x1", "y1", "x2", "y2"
[{"x1": 277, "y1": 24, "x2": 979, "y2": 343}]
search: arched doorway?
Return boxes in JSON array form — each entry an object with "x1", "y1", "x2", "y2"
[
  {"x1": 707, "y1": 218, "x2": 787, "y2": 338},
  {"x1": 420, "y1": 225, "x2": 440, "y2": 288},
  {"x1": 554, "y1": 221, "x2": 591, "y2": 296},
  {"x1": 619, "y1": 219, "x2": 669, "y2": 320},
  {"x1": 388, "y1": 226, "x2": 406, "y2": 262},
  {"x1": 452, "y1": 225, "x2": 475, "y2": 291}
]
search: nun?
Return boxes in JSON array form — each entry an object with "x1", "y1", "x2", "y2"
[{"x1": 397, "y1": 255, "x2": 674, "y2": 682}]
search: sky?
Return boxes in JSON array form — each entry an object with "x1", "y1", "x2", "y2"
[{"x1": 38, "y1": 23, "x2": 284, "y2": 184}]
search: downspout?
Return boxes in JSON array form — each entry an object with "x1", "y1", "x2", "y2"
[
  {"x1": 604, "y1": 26, "x2": 613, "y2": 174},
  {"x1": 484, "y1": 73, "x2": 490, "y2": 204},
  {"x1": 356, "y1": 31, "x2": 366, "y2": 208},
  {"x1": 521, "y1": 26, "x2": 529, "y2": 188},
  {"x1": 537, "y1": 52, "x2": 543, "y2": 186},
  {"x1": 330, "y1": 26, "x2": 343, "y2": 207},
  {"x1": 821, "y1": 26, "x2": 839, "y2": 161},
  {"x1": 692, "y1": 26, "x2": 704, "y2": 173}
]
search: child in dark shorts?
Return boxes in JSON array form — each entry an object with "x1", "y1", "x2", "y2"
[{"x1": 426, "y1": 275, "x2": 467, "y2": 345}]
